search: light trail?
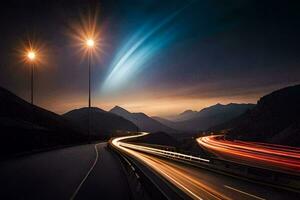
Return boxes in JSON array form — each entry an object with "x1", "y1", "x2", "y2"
[
  {"x1": 112, "y1": 132, "x2": 209, "y2": 162},
  {"x1": 197, "y1": 135, "x2": 300, "y2": 173},
  {"x1": 119, "y1": 141, "x2": 210, "y2": 163},
  {"x1": 111, "y1": 133, "x2": 235, "y2": 200}
]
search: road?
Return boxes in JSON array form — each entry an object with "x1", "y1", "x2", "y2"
[
  {"x1": 111, "y1": 133, "x2": 299, "y2": 200},
  {"x1": 1, "y1": 134, "x2": 298, "y2": 200},
  {"x1": 0, "y1": 143, "x2": 131, "y2": 200},
  {"x1": 197, "y1": 135, "x2": 300, "y2": 173}
]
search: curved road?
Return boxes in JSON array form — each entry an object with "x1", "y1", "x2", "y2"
[
  {"x1": 112, "y1": 133, "x2": 300, "y2": 200},
  {"x1": 1, "y1": 134, "x2": 298, "y2": 200},
  {"x1": 197, "y1": 135, "x2": 300, "y2": 173}
]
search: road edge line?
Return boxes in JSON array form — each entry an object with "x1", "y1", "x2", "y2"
[{"x1": 70, "y1": 143, "x2": 100, "y2": 200}]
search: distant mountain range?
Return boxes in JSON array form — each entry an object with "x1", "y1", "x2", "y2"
[
  {"x1": 0, "y1": 87, "x2": 86, "y2": 157},
  {"x1": 212, "y1": 84, "x2": 300, "y2": 147},
  {"x1": 153, "y1": 103, "x2": 255, "y2": 132},
  {"x1": 63, "y1": 107, "x2": 137, "y2": 138},
  {"x1": 110, "y1": 106, "x2": 175, "y2": 133},
  {"x1": 2, "y1": 82, "x2": 299, "y2": 156},
  {"x1": 169, "y1": 110, "x2": 199, "y2": 121}
]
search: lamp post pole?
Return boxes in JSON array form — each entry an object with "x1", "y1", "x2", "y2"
[
  {"x1": 27, "y1": 51, "x2": 36, "y2": 105},
  {"x1": 84, "y1": 38, "x2": 95, "y2": 143},
  {"x1": 31, "y1": 63, "x2": 34, "y2": 104},
  {"x1": 88, "y1": 50, "x2": 91, "y2": 143}
]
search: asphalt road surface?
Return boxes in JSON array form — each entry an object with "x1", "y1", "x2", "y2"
[
  {"x1": 0, "y1": 142, "x2": 131, "y2": 200},
  {"x1": 129, "y1": 151, "x2": 299, "y2": 200}
]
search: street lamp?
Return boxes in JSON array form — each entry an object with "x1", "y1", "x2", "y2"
[
  {"x1": 85, "y1": 38, "x2": 95, "y2": 142},
  {"x1": 69, "y1": 10, "x2": 103, "y2": 142},
  {"x1": 27, "y1": 51, "x2": 36, "y2": 61},
  {"x1": 27, "y1": 50, "x2": 36, "y2": 104},
  {"x1": 86, "y1": 39, "x2": 94, "y2": 48}
]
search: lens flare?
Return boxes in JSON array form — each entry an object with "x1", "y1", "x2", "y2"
[
  {"x1": 67, "y1": 8, "x2": 103, "y2": 62},
  {"x1": 27, "y1": 51, "x2": 36, "y2": 60},
  {"x1": 19, "y1": 39, "x2": 46, "y2": 66},
  {"x1": 86, "y1": 39, "x2": 95, "y2": 48}
]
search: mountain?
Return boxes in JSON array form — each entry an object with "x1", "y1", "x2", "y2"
[
  {"x1": 130, "y1": 131, "x2": 207, "y2": 156},
  {"x1": 110, "y1": 106, "x2": 175, "y2": 133},
  {"x1": 0, "y1": 87, "x2": 86, "y2": 157},
  {"x1": 154, "y1": 103, "x2": 255, "y2": 132},
  {"x1": 169, "y1": 110, "x2": 198, "y2": 121},
  {"x1": 131, "y1": 132, "x2": 180, "y2": 147},
  {"x1": 212, "y1": 84, "x2": 300, "y2": 147},
  {"x1": 63, "y1": 107, "x2": 138, "y2": 139},
  {"x1": 152, "y1": 116, "x2": 176, "y2": 128}
]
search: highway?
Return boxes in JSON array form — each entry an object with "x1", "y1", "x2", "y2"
[
  {"x1": 111, "y1": 133, "x2": 299, "y2": 200},
  {"x1": 197, "y1": 135, "x2": 300, "y2": 173},
  {"x1": 1, "y1": 133, "x2": 298, "y2": 200},
  {"x1": 0, "y1": 143, "x2": 131, "y2": 200}
]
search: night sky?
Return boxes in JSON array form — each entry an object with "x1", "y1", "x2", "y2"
[{"x1": 0, "y1": 0, "x2": 300, "y2": 117}]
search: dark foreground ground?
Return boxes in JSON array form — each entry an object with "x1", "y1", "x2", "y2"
[{"x1": 0, "y1": 143, "x2": 131, "y2": 200}]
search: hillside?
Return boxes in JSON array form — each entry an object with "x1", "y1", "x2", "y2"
[
  {"x1": 110, "y1": 106, "x2": 175, "y2": 133},
  {"x1": 213, "y1": 84, "x2": 300, "y2": 147},
  {"x1": 152, "y1": 116, "x2": 176, "y2": 128},
  {"x1": 154, "y1": 103, "x2": 255, "y2": 132},
  {"x1": 63, "y1": 107, "x2": 138, "y2": 139},
  {"x1": 131, "y1": 132, "x2": 207, "y2": 156},
  {"x1": 168, "y1": 110, "x2": 198, "y2": 121},
  {"x1": 131, "y1": 132, "x2": 180, "y2": 147},
  {"x1": 0, "y1": 87, "x2": 86, "y2": 157}
]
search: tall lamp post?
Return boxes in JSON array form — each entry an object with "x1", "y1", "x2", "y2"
[
  {"x1": 85, "y1": 38, "x2": 95, "y2": 142},
  {"x1": 27, "y1": 51, "x2": 36, "y2": 104}
]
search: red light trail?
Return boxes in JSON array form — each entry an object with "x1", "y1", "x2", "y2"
[{"x1": 197, "y1": 135, "x2": 300, "y2": 173}]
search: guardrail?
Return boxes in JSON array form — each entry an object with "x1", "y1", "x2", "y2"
[
  {"x1": 119, "y1": 142, "x2": 210, "y2": 163},
  {"x1": 108, "y1": 141, "x2": 184, "y2": 200}
]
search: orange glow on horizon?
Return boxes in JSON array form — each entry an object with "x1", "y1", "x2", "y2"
[{"x1": 40, "y1": 91, "x2": 259, "y2": 117}]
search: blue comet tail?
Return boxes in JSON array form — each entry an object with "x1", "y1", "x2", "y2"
[{"x1": 101, "y1": 8, "x2": 187, "y2": 93}]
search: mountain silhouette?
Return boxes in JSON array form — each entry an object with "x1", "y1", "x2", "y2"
[
  {"x1": 169, "y1": 110, "x2": 198, "y2": 121},
  {"x1": 0, "y1": 87, "x2": 85, "y2": 157},
  {"x1": 154, "y1": 103, "x2": 254, "y2": 132},
  {"x1": 131, "y1": 132, "x2": 180, "y2": 147},
  {"x1": 110, "y1": 106, "x2": 175, "y2": 133},
  {"x1": 212, "y1": 84, "x2": 300, "y2": 147},
  {"x1": 63, "y1": 107, "x2": 138, "y2": 139}
]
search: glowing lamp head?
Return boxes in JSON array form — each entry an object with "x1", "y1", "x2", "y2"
[
  {"x1": 86, "y1": 39, "x2": 95, "y2": 48},
  {"x1": 27, "y1": 51, "x2": 36, "y2": 61}
]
